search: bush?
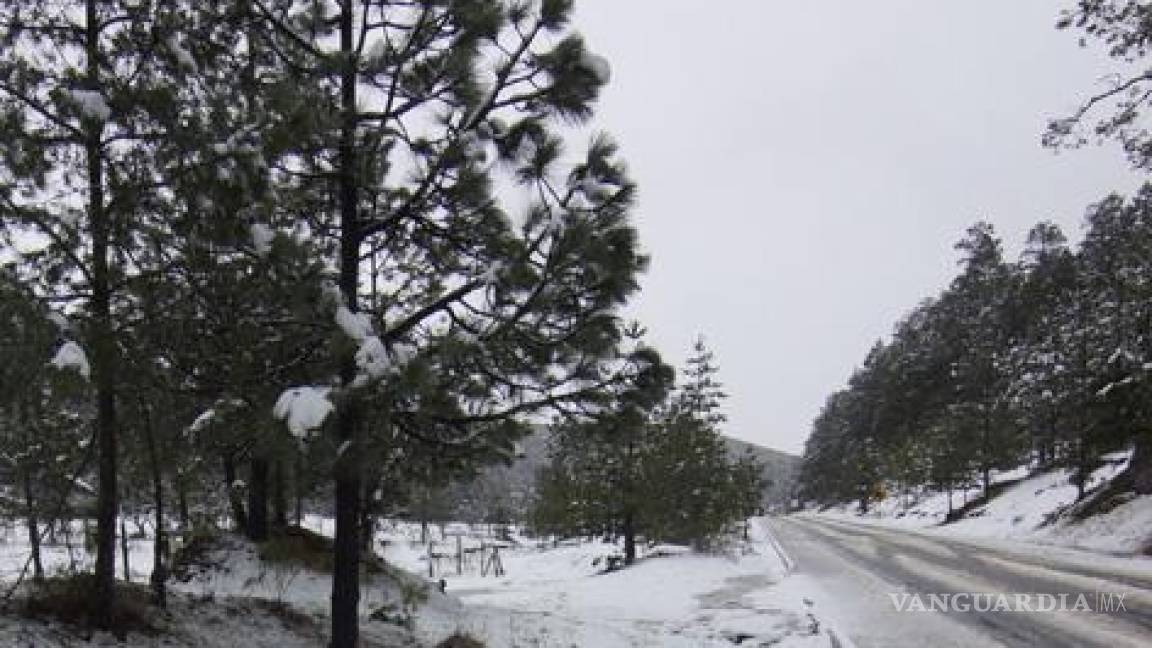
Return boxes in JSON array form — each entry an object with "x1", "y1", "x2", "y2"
[
  {"x1": 436, "y1": 631, "x2": 486, "y2": 648},
  {"x1": 20, "y1": 574, "x2": 161, "y2": 638},
  {"x1": 258, "y1": 525, "x2": 388, "y2": 575}
]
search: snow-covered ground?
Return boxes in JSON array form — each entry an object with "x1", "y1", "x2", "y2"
[
  {"x1": 357, "y1": 516, "x2": 847, "y2": 647},
  {"x1": 0, "y1": 515, "x2": 845, "y2": 647},
  {"x1": 816, "y1": 449, "x2": 1152, "y2": 554}
]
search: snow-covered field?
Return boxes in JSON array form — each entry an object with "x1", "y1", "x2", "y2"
[
  {"x1": 816, "y1": 449, "x2": 1152, "y2": 554},
  {"x1": 356, "y1": 517, "x2": 846, "y2": 647},
  {"x1": 0, "y1": 516, "x2": 844, "y2": 647}
]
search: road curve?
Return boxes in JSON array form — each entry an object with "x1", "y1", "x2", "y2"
[{"x1": 769, "y1": 515, "x2": 1152, "y2": 648}]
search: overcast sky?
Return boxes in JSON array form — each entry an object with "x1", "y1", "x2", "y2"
[{"x1": 570, "y1": 1, "x2": 1144, "y2": 454}]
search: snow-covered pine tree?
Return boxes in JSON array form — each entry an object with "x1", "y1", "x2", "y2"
[
  {"x1": 194, "y1": 3, "x2": 649, "y2": 644},
  {"x1": 0, "y1": 0, "x2": 201, "y2": 625}
]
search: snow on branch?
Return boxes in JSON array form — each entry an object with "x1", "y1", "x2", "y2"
[
  {"x1": 49, "y1": 341, "x2": 90, "y2": 379},
  {"x1": 166, "y1": 35, "x2": 199, "y2": 72},
  {"x1": 273, "y1": 386, "x2": 334, "y2": 438},
  {"x1": 65, "y1": 89, "x2": 111, "y2": 122},
  {"x1": 250, "y1": 223, "x2": 275, "y2": 257},
  {"x1": 578, "y1": 48, "x2": 611, "y2": 85},
  {"x1": 336, "y1": 305, "x2": 374, "y2": 342}
]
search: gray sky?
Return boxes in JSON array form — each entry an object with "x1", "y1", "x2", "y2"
[{"x1": 571, "y1": 1, "x2": 1144, "y2": 454}]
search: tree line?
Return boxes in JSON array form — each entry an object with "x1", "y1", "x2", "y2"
[
  {"x1": 799, "y1": 201, "x2": 1152, "y2": 514},
  {"x1": 799, "y1": 0, "x2": 1152, "y2": 517}
]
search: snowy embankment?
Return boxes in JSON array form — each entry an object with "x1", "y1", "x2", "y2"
[
  {"x1": 365, "y1": 516, "x2": 850, "y2": 647},
  {"x1": 815, "y1": 449, "x2": 1152, "y2": 554}
]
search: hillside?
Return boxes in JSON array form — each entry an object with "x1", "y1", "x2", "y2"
[
  {"x1": 813, "y1": 448, "x2": 1152, "y2": 554},
  {"x1": 723, "y1": 437, "x2": 801, "y2": 511},
  {"x1": 445, "y1": 428, "x2": 800, "y2": 521}
]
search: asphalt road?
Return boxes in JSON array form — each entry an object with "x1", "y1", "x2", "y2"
[{"x1": 770, "y1": 515, "x2": 1152, "y2": 648}]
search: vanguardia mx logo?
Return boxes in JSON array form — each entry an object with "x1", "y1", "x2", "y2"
[{"x1": 887, "y1": 591, "x2": 1129, "y2": 613}]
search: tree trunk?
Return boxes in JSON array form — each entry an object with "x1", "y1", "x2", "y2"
[
  {"x1": 359, "y1": 482, "x2": 375, "y2": 553},
  {"x1": 331, "y1": 4, "x2": 364, "y2": 647},
  {"x1": 17, "y1": 400, "x2": 44, "y2": 581},
  {"x1": 222, "y1": 454, "x2": 247, "y2": 531},
  {"x1": 86, "y1": 0, "x2": 119, "y2": 628},
  {"x1": 272, "y1": 459, "x2": 288, "y2": 529},
  {"x1": 23, "y1": 468, "x2": 43, "y2": 581},
  {"x1": 331, "y1": 438, "x2": 362, "y2": 648},
  {"x1": 622, "y1": 510, "x2": 636, "y2": 566},
  {"x1": 981, "y1": 413, "x2": 992, "y2": 496},
  {"x1": 1127, "y1": 431, "x2": 1152, "y2": 494},
  {"x1": 119, "y1": 514, "x2": 130, "y2": 583},
  {"x1": 177, "y1": 479, "x2": 190, "y2": 534},
  {"x1": 294, "y1": 450, "x2": 304, "y2": 526},
  {"x1": 143, "y1": 407, "x2": 167, "y2": 608},
  {"x1": 247, "y1": 455, "x2": 269, "y2": 542}
]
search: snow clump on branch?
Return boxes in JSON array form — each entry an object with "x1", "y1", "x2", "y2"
[
  {"x1": 273, "y1": 386, "x2": 334, "y2": 438},
  {"x1": 49, "y1": 341, "x2": 90, "y2": 379}
]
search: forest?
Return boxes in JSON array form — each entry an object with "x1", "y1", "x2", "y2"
[{"x1": 799, "y1": 204, "x2": 1152, "y2": 514}]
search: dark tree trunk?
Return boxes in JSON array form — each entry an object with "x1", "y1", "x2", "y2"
[
  {"x1": 1128, "y1": 432, "x2": 1152, "y2": 495},
  {"x1": 247, "y1": 455, "x2": 269, "y2": 542},
  {"x1": 177, "y1": 480, "x2": 190, "y2": 534},
  {"x1": 143, "y1": 408, "x2": 167, "y2": 608},
  {"x1": 360, "y1": 473, "x2": 384, "y2": 552},
  {"x1": 23, "y1": 468, "x2": 43, "y2": 581},
  {"x1": 294, "y1": 450, "x2": 304, "y2": 526},
  {"x1": 85, "y1": 0, "x2": 118, "y2": 628},
  {"x1": 981, "y1": 412, "x2": 992, "y2": 496},
  {"x1": 331, "y1": 437, "x2": 362, "y2": 648},
  {"x1": 331, "y1": 4, "x2": 364, "y2": 647},
  {"x1": 272, "y1": 459, "x2": 288, "y2": 529},
  {"x1": 622, "y1": 511, "x2": 636, "y2": 566},
  {"x1": 17, "y1": 400, "x2": 43, "y2": 581},
  {"x1": 360, "y1": 482, "x2": 375, "y2": 553},
  {"x1": 222, "y1": 454, "x2": 247, "y2": 531},
  {"x1": 119, "y1": 515, "x2": 130, "y2": 583}
]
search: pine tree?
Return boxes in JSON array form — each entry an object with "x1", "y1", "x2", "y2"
[
  {"x1": 533, "y1": 342, "x2": 673, "y2": 564},
  {"x1": 200, "y1": 3, "x2": 647, "y2": 643},
  {"x1": 0, "y1": 0, "x2": 177, "y2": 623}
]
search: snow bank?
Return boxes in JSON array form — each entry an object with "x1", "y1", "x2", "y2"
[{"x1": 817, "y1": 450, "x2": 1150, "y2": 553}]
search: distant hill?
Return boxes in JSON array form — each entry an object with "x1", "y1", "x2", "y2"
[
  {"x1": 445, "y1": 427, "x2": 800, "y2": 521},
  {"x1": 722, "y1": 437, "x2": 801, "y2": 511}
]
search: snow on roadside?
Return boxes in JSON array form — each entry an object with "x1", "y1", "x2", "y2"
[{"x1": 815, "y1": 449, "x2": 1152, "y2": 554}]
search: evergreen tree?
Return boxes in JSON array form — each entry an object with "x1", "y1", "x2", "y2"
[
  {"x1": 197, "y1": 3, "x2": 646, "y2": 643},
  {"x1": 0, "y1": 0, "x2": 178, "y2": 623},
  {"x1": 536, "y1": 337, "x2": 764, "y2": 558}
]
